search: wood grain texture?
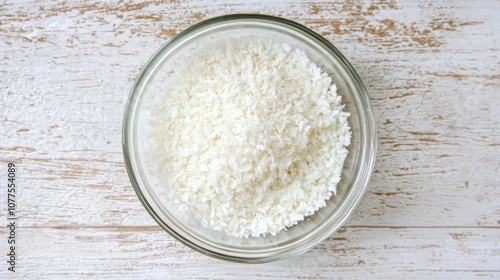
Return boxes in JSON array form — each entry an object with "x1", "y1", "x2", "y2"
[
  {"x1": 1, "y1": 0, "x2": 499, "y2": 279},
  {"x1": 0, "y1": 226, "x2": 498, "y2": 279}
]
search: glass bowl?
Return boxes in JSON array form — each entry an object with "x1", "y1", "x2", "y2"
[{"x1": 123, "y1": 14, "x2": 376, "y2": 263}]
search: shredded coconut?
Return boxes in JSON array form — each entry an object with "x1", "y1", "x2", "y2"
[{"x1": 150, "y1": 37, "x2": 351, "y2": 238}]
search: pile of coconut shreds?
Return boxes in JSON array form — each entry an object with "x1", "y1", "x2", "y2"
[{"x1": 151, "y1": 36, "x2": 351, "y2": 238}]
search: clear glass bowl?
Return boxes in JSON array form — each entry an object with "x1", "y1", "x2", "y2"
[{"x1": 123, "y1": 14, "x2": 376, "y2": 263}]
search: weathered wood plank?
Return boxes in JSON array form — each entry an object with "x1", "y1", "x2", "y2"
[
  {"x1": 0, "y1": 0, "x2": 498, "y2": 228},
  {"x1": 0, "y1": 226, "x2": 498, "y2": 279},
  {"x1": 0, "y1": 0, "x2": 499, "y2": 278}
]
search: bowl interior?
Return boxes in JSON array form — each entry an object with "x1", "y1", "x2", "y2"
[{"x1": 123, "y1": 15, "x2": 375, "y2": 262}]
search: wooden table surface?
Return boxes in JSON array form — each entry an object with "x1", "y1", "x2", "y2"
[{"x1": 1, "y1": 0, "x2": 499, "y2": 279}]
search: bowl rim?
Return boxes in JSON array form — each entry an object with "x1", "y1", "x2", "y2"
[{"x1": 122, "y1": 13, "x2": 377, "y2": 263}]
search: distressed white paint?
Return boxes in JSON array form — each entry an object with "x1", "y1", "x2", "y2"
[{"x1": 0, "y1": 0, "x2": 499, "y2": 279}]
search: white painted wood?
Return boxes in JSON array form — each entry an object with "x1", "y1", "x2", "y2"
[
  {"x1": 0, "y1": 226, "x2": 498, "y2": 279},
  {"x1": 0, "y1": 0, "x2": 499, "y2": 278}
]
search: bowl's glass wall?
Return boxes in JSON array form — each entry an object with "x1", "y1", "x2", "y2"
[{"x1": 123, "y1": 15, "x2": 376, "y2": 262}]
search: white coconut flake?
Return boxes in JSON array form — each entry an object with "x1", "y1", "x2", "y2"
[{"x1": 150, "y1": 36, "x2": 351, "y2": 238}]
